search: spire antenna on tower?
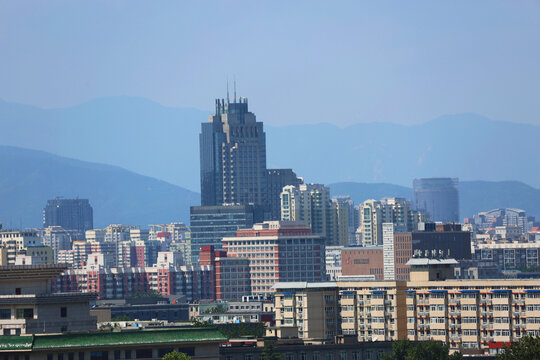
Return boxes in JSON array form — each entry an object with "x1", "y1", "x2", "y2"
[
  {"x1": 227, "y1": 78, "x2": 230, "y2": 104},
  {"x1": 234, "y1": 77, "x2": 237, "y2": 102}
]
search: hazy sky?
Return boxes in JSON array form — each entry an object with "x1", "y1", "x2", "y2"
[{"x1": 1, "y1": 1, "x2": 539, "y2": 126}]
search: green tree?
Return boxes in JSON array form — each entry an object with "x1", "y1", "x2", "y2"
[
  {"x1": 383, "y1": 340, "x2": 462, "y2": 360},
  {"x1": 191, "y1": 318, "x2": 212, "y2": 327},
  {"x1": 111, "y1": 315, "x2": 131, "y2": 321},
  {"x1": 496, "y1": 336, "x2": 540, "y2": 360},
  {"x1": 161, "y1": 351, "x2": 190, "y2": 360},
  {"x1": 203, "y1": 304, "x2": 227, "y2": 314}
]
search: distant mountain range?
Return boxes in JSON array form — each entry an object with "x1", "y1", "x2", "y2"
[
  {"x1": 0, "y1": 146, "x2": 199, "y2": 229},
  {"x1": 1, "y1": 97, "x2": 540, "y2": 191},
  {"x1": 329, "y1": 181, "x2": 540, "y2": 220},
  {"x1": 1, "y1": 146, "x2": 539, "y2": 230}
]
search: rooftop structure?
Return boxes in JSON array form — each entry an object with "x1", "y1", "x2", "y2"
[
  {"x1": 0, "y1": 327, "x2": 227, "y2": 359},
  {"x1": 0, "y1": 264, "x2": 96, "y2": 335}
]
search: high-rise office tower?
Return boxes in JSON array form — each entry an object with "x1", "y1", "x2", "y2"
[
  {"x1": 413, "y1": 178, "x2": 459, "y2": 223},
  {"x1": 43, "y1": 198, "x2": 93, "y2": 233},
  {"x1": 199, "y1": 96, "x2": 267, "y2": 207}
]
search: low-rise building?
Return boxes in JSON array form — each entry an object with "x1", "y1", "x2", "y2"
[
  {"x1": 0, "y1": 265, "x2": 96, "y2": 335},
  {"x1": 0, "y1": 230, "x2": 42, "y2": 265},
  {"x1": 0, "y1": 327, "x2": 227, "y2": 360},
  {"x1": 475, "y1": 241, "x2": 540, "y2": 271}
]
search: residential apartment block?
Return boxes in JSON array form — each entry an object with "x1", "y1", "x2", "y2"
[
  {"x1": 281, "y1": 183, "x2": 335, "y2": 245},
  {"x1": 54, "y1": 254, "x2": 215, "y2": 301},
  {"x1": 270, "y1": 257, "x2": 540, "y2": 356}
]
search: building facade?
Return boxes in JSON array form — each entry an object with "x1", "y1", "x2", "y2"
[
  {"x1": 413, "y1": 178, "x2": 459, "y2": 223},
  {"x1": 281, "y1": 184, "x2": 335, "y2": 245},
  {"x1": 0, "y1": 231, "x2": 44, "y2": 265},
  {"x1": 332, "y1": 196, "x2": 356, "y2": 246},
  {"x1": 199, "y1": 246, "x2": 251, "y2": 301},
  {"x1": 0, "y1": 265, "x2": 96, "y2": 335},
  {"x1": 266, "y1": 168, "x2": 303, "y2": 220},
  {"x1": 357, "y1": 198, "x2": 425, "y2": 247},
  {"x1": 54, "y1": 260, "x2": 215, "y2": 302},
  {"x1": 222, "y1": 221, "x2": 326, "y2": 295},
  {"x1": 190, "y1": 204, "x2": 263, "y2": 264},
  {"x1": 200, "y1": 96, "x2": 267, "y2": 207},
  {"x1": 42, "y1": 197, "x2": 93, "y2": 233},
  {"x1": 271, "y1": 258, "x2": 540, "y2": 356}
]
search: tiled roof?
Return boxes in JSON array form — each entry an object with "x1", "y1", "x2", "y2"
[
  {"x1": 0, "y1": 336, "x2": 33, "y2": 350},
  {"x1": 0, "y1": 328, "x2": 226, "y2": 351}
]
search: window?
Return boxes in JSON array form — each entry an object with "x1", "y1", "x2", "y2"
[
  {"x1": 90, "y1": 352, "x2": 109, "y2": 360},
  {"x1": 16, "y1": 308, "x2": 33, "y2": 319},
  {"x1": 0, "y1": 309, "x2": 10, "y2": 319},
  {"x1": 135, "y1": 350, "x2": 152, "y2": 359},
  {"x1": 61, "y1": 307, "x2": 67, "y2": 318}
]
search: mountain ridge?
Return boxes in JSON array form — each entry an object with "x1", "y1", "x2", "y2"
[
  {"x1": 1, "y1": 146, "x2": 538, "y2": 229},
  {"x1": 0, "y1": 145, "x2": 199, "y2": 229},
  {"x1": 1, "y1": 96, "x2": 539, "y2": 190}
]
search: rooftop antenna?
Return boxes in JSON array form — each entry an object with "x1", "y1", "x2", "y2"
[
  {"x1": 234, "y1": 76, "x2": 237, "y2": 102},
  {"x1": 227, "y1": 77, "x2": 230, "y2": 104}
]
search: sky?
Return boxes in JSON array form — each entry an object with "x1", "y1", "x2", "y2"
[{"x1": 1, "y1": 1, "x2": 539, "y2": 126}]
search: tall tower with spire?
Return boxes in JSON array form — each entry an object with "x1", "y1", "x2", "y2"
[{"x1": 199, "y1": 94, "x2": 267, "y2": 207}]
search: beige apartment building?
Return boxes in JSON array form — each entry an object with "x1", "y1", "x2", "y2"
[{"x1": 270, "y1": 257, "x2": 540, "y2": 356}]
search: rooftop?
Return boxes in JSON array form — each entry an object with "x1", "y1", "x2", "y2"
[
  {"x1": 0, "y1": 328, "x2": 227, "y2": 352},
  {"x1": 273, "y1": 282, "x2": 338, "y2": 290},
  {"x1": 406, "y1": 258, "x2": 459, "y2": 266},
  {"x1": 0, "y1": 265, "x2": 67, "y2": 281}
]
